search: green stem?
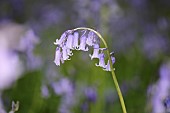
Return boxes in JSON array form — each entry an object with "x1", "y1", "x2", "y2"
[{"x1": 73, "y1": 27, "x2": 127, "y2": 113}]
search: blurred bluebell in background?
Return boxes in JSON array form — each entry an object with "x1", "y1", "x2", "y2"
[{"x1": 0, "y1": 0, "x2": 170, "y2": 113}]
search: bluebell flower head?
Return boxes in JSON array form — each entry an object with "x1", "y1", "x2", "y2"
[{"x1": 54, "y1": 28, "x2": 115, "y2": 71}]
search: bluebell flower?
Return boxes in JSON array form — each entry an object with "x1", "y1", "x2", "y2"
[
  {"x1": 95, "y1": 52, "x2": 106, "y2": 68},
  {"x1": 54, "y1": 47, "x2": 63, "y2": 66},
  {"x1": 54, "y1": 30, "x2": 73, "y2": 46},
  {"x1": 73, "y1": 32, "x2": 79, "y2": 49},
  {"x1": 62, "y1": 46, "x2": 71, "y2": 61},
  {"x1": 79, "y1": 35, "x2": 89, "y2": 51},
  {"x1": 66, "y1": 34, "x2": 74, "y2": 49},
  {"x1": 54, "y1": 28, "x2": 115, "y2": 71},
  {"x1": 86, "y1": 31, "x2": 96, "y2": 46},
  {"x1": 89, "y1": 43, "x2": 100, "y2": 59},
  {"x1": 104, "y1": 56, "x2": 115, "y2": 71},
  {"x1": 54, "y1": 32, "x2": 67, "y2": 46}
]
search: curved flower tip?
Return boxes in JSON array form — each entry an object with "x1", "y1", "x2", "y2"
[
  {"x1": 54, "y1": 39, "x2": 59, "y2": 45},
  {"x1": 54, "y1": 30, "x2": 74, "y2": 46},
  {"x1": 54, "y1": 32, "x2": 67, "y2": 46}
]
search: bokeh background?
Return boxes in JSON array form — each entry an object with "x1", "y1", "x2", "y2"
[{"x1": 0, "y1": 0, "x2": 170, "y2": 113}]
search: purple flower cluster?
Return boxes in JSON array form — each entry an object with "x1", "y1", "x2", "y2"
[
  {"x1": 147, "y1": 61, "x2": 170, "y2": 113},
  {"x1": 54, "y1": 29, "x2": 115, "y2": 71}
]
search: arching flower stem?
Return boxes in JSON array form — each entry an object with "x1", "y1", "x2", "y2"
[{"x1": 73, "y1": 27, "x2": 127, "y2": 113}]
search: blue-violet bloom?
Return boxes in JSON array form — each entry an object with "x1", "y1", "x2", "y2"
[
  {"x1": 66, "y1": 34, "x2": 74, "y2": 49},
  {"x1": 62, "y1": 46, "x2": 70, "y2": 61},
  {"x1": 104, "y1": 56, "x2": 115, "y2": 71},
  {"x1": 54, "y1": 28, "x2": 115, "y2": 72},
  {"x1": 54, "y1": 47, "x2": 63, "y2": 66},
  {"x1": 89, "y1": 43, "x2": 100, "y2": 59},
  {"x1": 73, "y1": 32, "x2": 79, "y2": 49},
  {"x1": 95, "y1": 52, "x2": 106, "y2": 68},
  {"x1": 86, "y1": 31, "x2": 95, "y2": 46},
  {"x1": 79, "y1": 35, "x2": 88, "y2": 51}
]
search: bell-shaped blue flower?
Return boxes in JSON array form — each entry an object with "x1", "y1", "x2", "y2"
[
  {"x1": 73, "y1": 32, "x2": 79, "y2": 49},
  {"x1": 86, "y1": 31, "x2": 95, "y2": 46},
  {"x1": 62, "y1": 46, "x2": 71, "y2": 60},
  {"x1": 66, "y1": 34, "x2": 74, "y2": 49},
  {"x1": 95, "y1": 52, "x2": 106, "y2": 68},
  {"x1": 79, "y1": 36, "x2": 88, "y2": 51},
  {"x1": 89, "y1": 43, "x2": 100, "y2": 59},
  {"x1": 104, "y1": 56, "x2": 115, "y2": 71},
  {"x1": 54, "y1": 47, "x2": 63, "y2": 66}
]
